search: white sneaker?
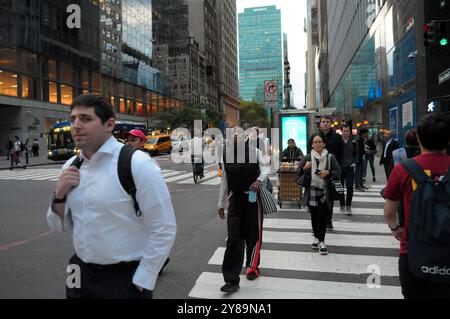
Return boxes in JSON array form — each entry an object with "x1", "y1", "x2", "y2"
[{"x1": 318, "y1": 242, "x2": 328, "y2": 255}]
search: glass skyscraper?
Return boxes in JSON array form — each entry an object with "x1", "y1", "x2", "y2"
[{"x1": 238, "y1": 6, "x2": 283, "y2": 109}]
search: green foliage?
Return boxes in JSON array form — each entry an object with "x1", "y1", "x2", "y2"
[
  {"x1": 150, "y1": 103, "x2": 224, "y2": 131},
  {"x1": 239, "y1": 101, "x2": 271, "y2": 129}
]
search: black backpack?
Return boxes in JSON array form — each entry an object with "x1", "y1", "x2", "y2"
[
  {"x1": 71, "y1": 145, "x2": 142, "y2": 217},
  {"x1": 401, "y1": 159, "x2": 450, "y2": 283}
]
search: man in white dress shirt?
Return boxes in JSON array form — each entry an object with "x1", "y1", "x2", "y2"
[{"x1": 47, "y1": 94, "x2": 176, "y2": 298}]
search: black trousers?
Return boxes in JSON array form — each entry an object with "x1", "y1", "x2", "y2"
[
  {"x1": 399, "y1": 254, "x2": 450, "y2": 299},
  {"x1": 309, "y1": 202, "x2": 329, "y2": 242},
  {"x1": 222, "y1": 193, "x2": 263, "y2": 285},
  {"x1": 383, "y1": 162, "x2": 394, "y2": 180},
  {"x1": 355, "y1": 161, "x2": 364, "y2": 188},
  {"x1": 339, "y1": 166, "x2": 355, "y2": 207},
  {"x1": 66, "y1": 254, "x2": 153, "y2": 299}
]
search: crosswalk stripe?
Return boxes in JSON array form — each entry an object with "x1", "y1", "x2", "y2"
[
  {"x1": 262, "y1": 230, "x2": 398, "y2": 249},
  {"x1": 208, "y1": 248, "x2": 399, "y2": 276},
  {"x1": 15, "y1": 172, "x2": 61, "y2": 180},
  {"x1": 30, "y1": 173, "x2": 62, "y2": 181},
  {"x1": 161, "y1": 172, "x2": 194, "y2": 183},
  {"x1": 275, "y1": 207, "x2": 383, "y2": 216},
  {"x1": 264, "y1": 219, "x2": 390, "y2": 234},
  {"x1": 202, "y1": 177, "x2": 222, "y2": 185},
  {"x1": 162, "y1": 171, "x2": 182, "y2": 178},
  {"x1": 0, "y1": 170, "x2": 55, "y2": 180},
  {"x1": 370, "y1": 185, "x2": 386, "y2": 189},
  {"x1": 189, "y1": 272, "x2": 402, "y2": 299},
  {"x1": 178, "y1": 171, "x2": 217, "y2": 184}
]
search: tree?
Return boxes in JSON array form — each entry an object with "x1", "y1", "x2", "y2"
[
  {"x1": 239, "y1": 101, "x2": 271, "y2": 129},
  {"x1": 150, "y1": 103, "x2": 224, "y2": 132}
]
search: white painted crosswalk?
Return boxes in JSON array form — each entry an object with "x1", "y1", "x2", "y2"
[
  {"x1": 0, "y1": 167, "x2": 225, "y2": 186},
  {"x1": 188, "y1": 180, "x2": 402, "y2": 299}
]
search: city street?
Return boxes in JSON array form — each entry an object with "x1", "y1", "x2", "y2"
[{"x1": 0, "y1": 154, "x2": 402, "y2": 299}]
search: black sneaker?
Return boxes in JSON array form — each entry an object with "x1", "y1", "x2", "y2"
[
  {"x1": 345, "y1": 206, "x2": 353, "y2": 216},
  {"x1": 373, "y1": 177, "x2": 376, "y2": 182},
  {"x1": 362, "y1": 185, "x2": 369, "y2": 190},
  {"x1": 220, "y1": 282, "x2": 240, "y2": 293},
  {"x1": 326, "y1": 221, "x2": 334, "y2": 231},
  {"x1": 318, "y1": 242, "x2": 328, "y2": 255},
  {"x1": 246, "y1": 271, "x2": 260, "y2": 281}
]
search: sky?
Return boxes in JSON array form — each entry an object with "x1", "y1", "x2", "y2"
[{"x1": 237, "y1": 0, "x2": 308, "y2": 108}]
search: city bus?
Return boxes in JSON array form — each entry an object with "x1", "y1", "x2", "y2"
[{"x1": 47, "y1": 120, "x2": 147, "y2": 160}]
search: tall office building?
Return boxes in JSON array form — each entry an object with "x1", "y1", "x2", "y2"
[
  {"x1": 216, "y1": 0, "x2": 240, "y2": 126},
  {"x1": 152, "y1": 0, "x2": 220, "y2": 110},
  {"x1": 238, "y1": 6, "x2": 283, "y2": 110},
  {"x1": 0, "y1": 0, "x2": 182, "y2": 147},
  {"x1": 283, "y1": 33, "x2": 292, "y2": 108}
]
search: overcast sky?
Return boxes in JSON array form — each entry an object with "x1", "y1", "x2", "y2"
[{"x1": 236, "y1": 0, "x2": 308, "y2": 108}]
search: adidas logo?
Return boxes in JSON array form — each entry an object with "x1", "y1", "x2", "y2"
[{"x1": 421, "y1": 266, "x2": 450, "y2": 276}]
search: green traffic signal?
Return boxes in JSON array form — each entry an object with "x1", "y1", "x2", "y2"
[{"x1": 440, "y1": 38, "x2": 448, "y2": 46}]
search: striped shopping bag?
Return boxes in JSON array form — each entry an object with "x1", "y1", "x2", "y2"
[{"x1": 258, "y1": 186, "x2": 278, "y2": 215}]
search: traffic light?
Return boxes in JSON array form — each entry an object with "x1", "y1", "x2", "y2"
[
  {"x1": 424, "y1": 21, "x2": 449, "y2": 47},
  {"x1": 438, "y1": 22, "x2": 448, "y2": 46},
  {"x1": 424, "y1": 22, "x2": 437, "y2": 46}
]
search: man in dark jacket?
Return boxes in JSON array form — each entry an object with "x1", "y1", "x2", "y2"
[
  {"x1": 317, "y1": 115, "x2": 344, "y2": 230},
  {"x1": 281, "y1": 139, "x2": 304, "y2": 163},
  {"x1": 355, "y1": 127, "x2": 369, "y2": 191},
  {"x1": 339, "y1": 125, "x2": 359, "y2": 216},
  {"x1": 380, "y1": 131, "x2": 400, "y2": 179}
]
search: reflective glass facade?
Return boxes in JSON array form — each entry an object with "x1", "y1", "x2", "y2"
[
  {"x1": 238, "y1": 6, "x2": 283, "y2": 109},
  {"x1": 0, "y1": 0, "x2": 181, "y2": 114},
  {"x1": 327, "y1": 0, "x2": 418, "y2": 145}
]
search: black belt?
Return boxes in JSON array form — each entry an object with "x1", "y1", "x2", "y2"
[{"x1": 83, "y1": 260, "x2": 140, "y2": 271}]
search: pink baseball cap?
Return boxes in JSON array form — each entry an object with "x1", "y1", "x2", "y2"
[{"x1": 127, "y1": 130, "x2": 147, "y2": 141}]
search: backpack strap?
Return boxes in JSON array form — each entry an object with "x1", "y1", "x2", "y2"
[
  {"x1": 118, "y1": 145, "x2": 141, "y2": 217},
  {"x1": 400, "y1": 158, "x2": 431, "y2": 185}
]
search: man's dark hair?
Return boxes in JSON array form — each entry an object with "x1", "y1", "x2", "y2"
[
  {"x1": 404, "y1": 129, "x2": 419, "y2": 147},
  {"x1": 288, "y1": 138, "x2": 296, "y2": 144},
  {"x1": 320, "y1": 115, "x2": 333, "y2": 122},
  {"x1": 342, "y1": 124, "x2": 350, "y2": 130},
  {"x1": 417, "y1": 113, "x2": 450, "y2": 151},
  {"x1": 70, "y1": 94, "x2": 116, "y2": 124},
  {"x1": 359, "y1": 127, "x2": 369, "y2": 136}
]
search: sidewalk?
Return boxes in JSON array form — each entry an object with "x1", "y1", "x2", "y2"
[{"x1": 0, "y1": 153, "x2": 64, "y2": 170}]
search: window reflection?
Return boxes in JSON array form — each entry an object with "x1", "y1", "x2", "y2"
[{"x1": 49, "y1": 82, "x2": 58, "y2": 103}]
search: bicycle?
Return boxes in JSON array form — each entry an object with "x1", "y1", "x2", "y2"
[{"x1": 192, "y1": 155, "x2": 204, "y2": 184}]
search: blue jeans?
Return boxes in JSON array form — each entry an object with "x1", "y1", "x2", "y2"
[{"x1": 363, "y1": 154, "x2": 375, "y2": 179}]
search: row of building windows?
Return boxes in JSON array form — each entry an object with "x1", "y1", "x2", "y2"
[{"x1": 0, "y1": 47, "x2": 183, "y2": 116}]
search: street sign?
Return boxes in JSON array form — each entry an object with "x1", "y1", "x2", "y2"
[
  {"x1": 439, "y1": 67, "x2": 450, "y2": 84},
  {"x1": 264, "y1": 80, "x2": 278, "y2": 102}
]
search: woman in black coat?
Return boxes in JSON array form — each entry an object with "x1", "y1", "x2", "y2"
[{"x1": 297, "y1": 133, "x2": 341, "y2": 255}]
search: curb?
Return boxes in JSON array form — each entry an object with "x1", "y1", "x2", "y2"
[{"x1": 0, "y1": 161, "x2": 65, "y2": 171}]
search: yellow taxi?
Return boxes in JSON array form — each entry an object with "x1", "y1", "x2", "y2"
[{"x1": 144, "y1": 134, "x2": 172, "y2": 155}]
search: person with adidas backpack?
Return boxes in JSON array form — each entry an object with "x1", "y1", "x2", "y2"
[
  {"x1": 383, "y1": 113, "x2": 450, "y2": 299},
  {"x1": 47, "y1": 94, "x2": 176, "y2": 299}
]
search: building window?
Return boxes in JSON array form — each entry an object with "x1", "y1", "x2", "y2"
[
  {"x1": 60, "y1": 62, "x2": 74, "y2": 85},
  {"x1": 48, "y1": 81, "x2": 58, "y2": 103},
  {"x1": 21, "y1": 51, "x2": 37, "y2": 75},
  {"x1": 21, "y1": 75, "x2": 37, "y2": 99},
  {"x1": 61, "y1": 85, "x2": 73, "y2": 105},
  {"x1": 0, "y1": 48, "x2": 18, "y2": 71},
  {"x1": 0, "y1": 70, "x2": 18, "y2": 97}
]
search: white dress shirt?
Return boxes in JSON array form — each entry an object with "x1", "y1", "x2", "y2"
[
  {"x1": 47, "y1": 136, "x2": 177, "y2": 291},
  {"x1": 218, "y1": 147, "x2": 270, "y2": 209},
  {"x1": 384, "y1": 138, "x2": 393, "y2": 158}
]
